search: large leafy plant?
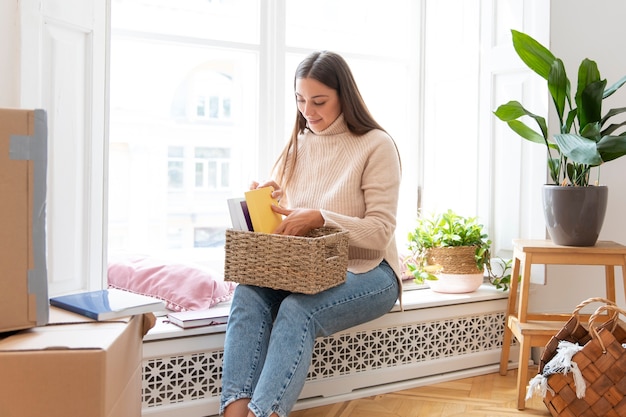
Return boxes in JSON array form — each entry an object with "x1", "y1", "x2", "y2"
[{"x1": 494, "y1": 30, "x2": 626, "y2": 186}]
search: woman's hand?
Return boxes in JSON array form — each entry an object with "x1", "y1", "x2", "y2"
[
  {"x1": 250, "y1": 180, "x2": 322, "y2": 235},
  {"x1": 250, "y1": 180, "x2": 283, "y2": 201},
  {"x1": 272, "y1": 206, "x2": 324, "y2": 236}
]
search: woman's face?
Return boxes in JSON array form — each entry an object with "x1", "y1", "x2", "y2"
[{"x1": 295, "y1": 77, "x2": 341, "y2": 133}]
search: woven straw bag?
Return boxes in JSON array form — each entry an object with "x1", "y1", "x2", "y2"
[{"x1": 537, "y1": 298, "x2": 626, "y2": 417}]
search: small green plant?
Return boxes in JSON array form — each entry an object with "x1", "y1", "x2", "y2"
[
  {"x1": 486, "y1": 257, "x2": 513, "y2": 291},
  {"x1": 406, "y1": 210, "x2": 492, "y2": 284}
]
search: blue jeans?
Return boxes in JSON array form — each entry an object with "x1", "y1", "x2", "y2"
[{"x1": 219, "y1": 260, "x2": 399, "y2": 417}]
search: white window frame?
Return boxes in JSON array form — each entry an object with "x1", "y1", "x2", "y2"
[{"x1": 18, "y1": 0, "x2": 549, "y2": 295}]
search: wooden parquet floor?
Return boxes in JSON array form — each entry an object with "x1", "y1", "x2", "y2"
[{"x1": 289, "y1": 367, "x2": 551, "y2": 417}]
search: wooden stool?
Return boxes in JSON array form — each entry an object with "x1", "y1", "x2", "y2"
[{"x1": 498, "y1": 239, "x2": 626, "y2": 410}]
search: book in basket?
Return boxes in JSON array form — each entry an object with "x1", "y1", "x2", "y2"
[
  {"x1": 243, "y1": 187, "x2": 283, "y2": 233},
  {"x1": 224, "y1": 227, "x2": 349, "y2": 294},
  {"x1": 227, "y1": 187, "x2": 281, "y2": 233}
]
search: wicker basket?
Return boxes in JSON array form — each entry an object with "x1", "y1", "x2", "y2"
[
  {"x1": 224, "y1": 227, "x2": 349, "y2": 294},
  {"x1": 537, "y1": 298, "x2": 626, "y2": 417},
  {"x1": 426, "y1": 246, "x2": 481, "y2": 274}
]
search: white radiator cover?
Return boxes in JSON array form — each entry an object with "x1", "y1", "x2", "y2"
[{"x1": 141, "y1": 287, "x2": 518, "y2": 417}]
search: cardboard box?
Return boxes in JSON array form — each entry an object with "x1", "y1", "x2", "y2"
[
  {"x1": 0, "y1": 309, "x2": 151, "y2": 417},
  {"x1": 0, "y1": 108, "x2": 49, "y2": 332}
]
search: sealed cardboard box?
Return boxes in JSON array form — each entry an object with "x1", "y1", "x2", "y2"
[
  {"x1": 0, "y1": 308, "x2": 152, "y2": 417},
  {"x1": 0, "y1": 108, "x2": 48, "y2": 332}
]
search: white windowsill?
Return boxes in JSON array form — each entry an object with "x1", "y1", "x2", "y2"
[{"x1": 143, "y1": 282, "x2": 509, "y2": 342}]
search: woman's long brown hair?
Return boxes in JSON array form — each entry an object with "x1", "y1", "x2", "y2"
[{"x1": 273, "y1": 51, "x2": 391, "y2": 190}]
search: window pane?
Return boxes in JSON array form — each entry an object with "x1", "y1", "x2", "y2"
[
  {"x1": 169, "y1": 161, "x2": 184, "y2": 188},
  {"x1": 109, "y1": 3, "x2": 259, "y2": 267},
  {"x1": 195, "y1": 162, "x2": 204, "y2": 187},
  {"x1": 112, "y1": 0, "x2": 260, "y2": 44},
  {"x1": 286, "y1": 0, "x2": 413, "y2": 57},
  {"x1": 207, "y1": 161, "x2": 217, "y2": 188},
  {"x1": 109, "y1": 0, "x2": 421, "y2": 270},
  {"x1": 221, "y1": 162, "x2": 230, "y2": 188}
]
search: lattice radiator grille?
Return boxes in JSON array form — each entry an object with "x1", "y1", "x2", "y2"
[
  {"x1": 143, "y1": 351, "x2": 223, "y2": 407},
  {"x1": 142, "y1": 311, "x2": 506, "y2": 409}
]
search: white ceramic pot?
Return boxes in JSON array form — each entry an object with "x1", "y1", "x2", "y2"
[{"x1": 428, "y1": 272, "x2": 484, "y2": 294}]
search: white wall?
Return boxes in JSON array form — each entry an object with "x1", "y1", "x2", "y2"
[
  {"x1": 0, "y1": 1, "x2": 19, "y2": 108},
  {"x1": 527, "y1": 0, "x2": 626, "y2": 315}
]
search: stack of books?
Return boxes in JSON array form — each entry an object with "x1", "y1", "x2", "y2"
[{"x1": 166, "y1": 303, "x2": 231, "y2": 329}]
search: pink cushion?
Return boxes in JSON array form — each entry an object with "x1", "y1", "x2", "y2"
[{"x1": 107, "y1": 256, "x2": 236, "y2": 312}]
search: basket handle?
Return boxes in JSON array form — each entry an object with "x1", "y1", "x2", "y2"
[
  {"x1": 588, "y1": 303, "x2": 626, "y2": 353},
  {"x1": 569, "y1": 297, "x2": 618, "y2": 333},
  {"x1": 321, "y1": 233, "x2": 341, "y2": 245}
]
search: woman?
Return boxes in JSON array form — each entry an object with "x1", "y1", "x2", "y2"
[{"x1": 220, "y1": 51, "x2": 402, "y2": 417}]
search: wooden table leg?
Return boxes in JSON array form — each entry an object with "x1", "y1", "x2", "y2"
[
  {"x1": 621, "y1": 256, "x2": 626, "y2": 301},
  {"x1": 499, "y1": 321, "x2": 513, "y2": 376},
  {"x1": 499, "y1": 255, "x2": 521, "y2": 376},
  {"x1": 516, "y1": 336, "x2": 532, "y2": 410},
  {"x1": 605, "y1": 265, "x2": 616, "y2": 302}
]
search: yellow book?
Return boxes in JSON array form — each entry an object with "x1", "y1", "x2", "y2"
[{"x1": 244, "y1": 187, "x2": 283, "y2": 233}]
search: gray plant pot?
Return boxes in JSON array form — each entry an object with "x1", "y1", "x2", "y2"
[{"x1": 542, "y1": 185, "x2": 608, "y2": 246}]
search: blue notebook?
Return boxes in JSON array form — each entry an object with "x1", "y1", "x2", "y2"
[{"x1": 50, "y1": 289, "x2": 165, "y2": 321}]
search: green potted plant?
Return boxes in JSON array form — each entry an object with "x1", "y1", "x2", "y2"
[
  {"x1": 494, "y1": 29, "x2": 626, "y2": 246},
  {"x1": 406, "y1": 210, "x2": 495, "y2": 293}
]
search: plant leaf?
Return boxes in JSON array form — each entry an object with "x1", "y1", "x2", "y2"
[
  {"x1": 601, "y1": 106, "x2": 626, "y2": 128},
  {"x1": 506, "y1": 120, "x2": 548, "y2": 145},
  {"x1": 576, "y1": 59, "x2": 601, "y2": 102},
  {"x1": 603, "y1": 74, "x2": 626, "y2": 99},
  {"x1": 493, "y1": 100, "x2": 528, "y2": 119},
  {"x1": 564, "y1": 108, "x2": 578, "y2": 133},
  {"x1": 547, "y1": 157, "x2": 561, "y2": 184},
  {"x1": 602, "y1": 120, "x2": 626, "y2": 136},
  {"x1": 554, "y1": 133, "x2": 602, "y2": 165},
  {"x1": 580, "y1": 121, "x2": 601, "y2": 141},
  {"x1": 511, "y1": 30, "x2": 556, "y2": 80},
  {"x1": 548, "y1": 59, "x2": 569, "y2": 126},
  {"x1": 597, "y1": 134, "x2": 626, "y2": 162},
  {"x1": 566, "y1": 162, "x2": 591, "y2": 186},
  {"x1": 494, "y1": 100, "x2": 548, "y2": 139},
  {"x1": 578, "y1": 79, "x2": 606, "y2": 129}
]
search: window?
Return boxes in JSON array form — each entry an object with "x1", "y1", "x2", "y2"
[
  {"x1": 18, "y1": 0, "x2": 549, "y2": 294},
  {"x1": 167, "y1": 146, "x2": 184, "y2": 189},
  {"x1": 109, "y1": 0, "x2": 544, "y2": 272},
  {"x1": 182, "y1": 70, "x2": 233, "y2": 121},
  {"x1": 109, "y1": 0, "x2": 420, "y2": 269},
  {"x1": 194, "y1": 147, "x2": 231, "y2": 189}
]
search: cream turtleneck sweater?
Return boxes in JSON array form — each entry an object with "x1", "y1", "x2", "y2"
[{"x1": 281, "y1": 114, "x2": 402, "y2": 286}]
